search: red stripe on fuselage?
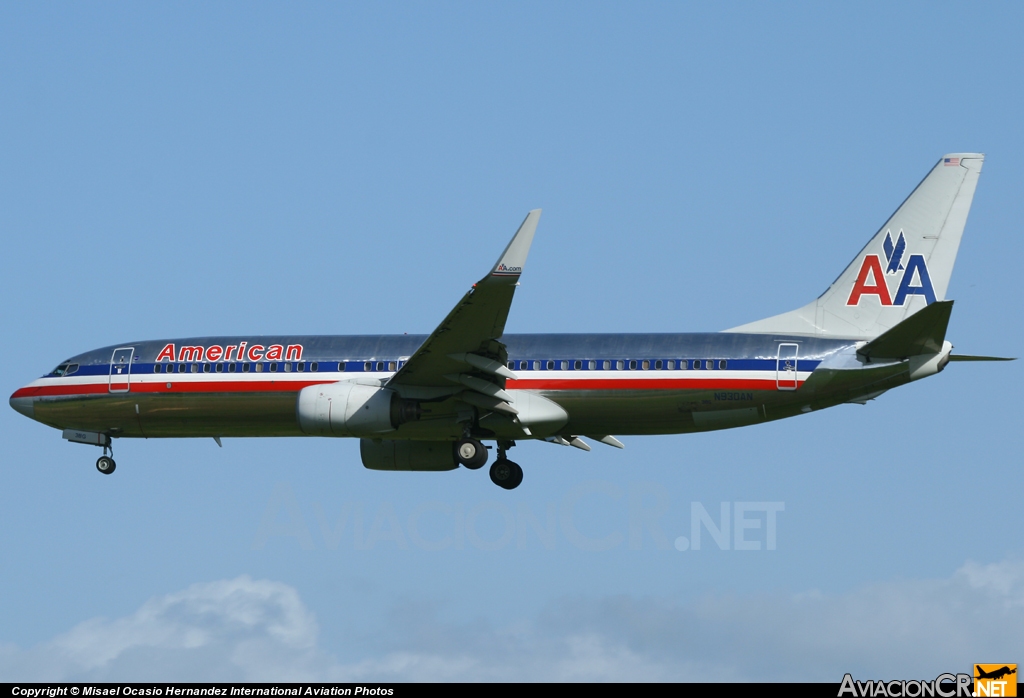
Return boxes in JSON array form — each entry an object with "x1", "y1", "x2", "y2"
[
  {"x1": 14, "y1": 375, "x2": 802, "y2": 399},
  {"x1": 12, "y1": 380, "x2": 333, "y2": 398},
  {"x1": 506, "y1": 377, "x2": 786, "y2": 391}
]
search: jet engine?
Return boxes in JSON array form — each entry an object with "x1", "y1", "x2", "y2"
[{"x1": 296, "y1": 380, "x2": 420, "y2": 436}]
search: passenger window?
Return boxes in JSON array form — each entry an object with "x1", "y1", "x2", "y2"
[
  {"x1": 573, "y1": 360, "x2": 581, "y2": 370},
  {"x1": 602, "y1": 360, "x2": 611, "y2": 370},
  {"x1": 388, "y1": 361, "x2": 397, "y2": 371},
  {"x1": 719, "y1": 360, "x2": 727, "y2": 370},
  {"x1": 589, "y1": 360, "x2": 596, "y2": 370},
  {"x1": 270, "y1": 363, "x2": 278, "y2": 373},
  {"x1": 692, "y1": 360, "x2": 700, "y2": 370},
  {"x1": 229, "y1": 363, "x2": 237, "y2": 373},
  {"x1": 364, "y1": 362, "x2": 372, "y2": 371},
  {"x1": 629, "y1": 360, "x2": 637, "y2": 370},
  {"x1": 311, "y1": 362, "x2": 318, "y2": 372},
  {"x1": 297, "y1": 362, "x2": 305, "y2": 372},
  {"x1": 202, "y1": 363, "x2": 210, "y2": 373},
  {"x1": 508, "y1": 361, "x2": 514, "y2": 370},
  {"x1": 191, "y1": 364, "x2": 198, "y2": 373},
  {"x1": 283, "y1": 363, "x2": 291, "y2": 372},
  {"x1": 679, "y1": 360, "x2": 687, "y2": 370},
  {"x1": 655, "y1": 360, "x2": 662, "y2": 370},
  {"x1": 154, "y1": 365, "x2": 161, "y2": 373},
  {"x1": 215, "y1": 363, "x2": 224, "y2": 373},
  {"x1": 255, "y1": 363, "x2": 263, "y2": 373},
  {"x1": 642, "y1": 360, "x2": 650, "y2": 370},
  {"x1": 546, "y1": 360, "x2": 554, "y2": 370},
  {"x1": 243, "y1": 363, "x2": 250, "y2": 373},
  {"x1": 616, "y1": 360, "x2": 625, "y2": 370},
  {"x1": 375, "y1": 361, "x2": 383, "y2": 371},
  {"x1": 706, "y1": 360, "x2": 713, "y2": 370},
  {"x1": 560, "y1": 360, "x2": 568, "y2": 370},
  {"x1": 533, "y1": 360, "x2": 541, "y2": 370}
]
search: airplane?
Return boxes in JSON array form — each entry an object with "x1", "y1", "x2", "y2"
[
  {"x1": 975, "y1": 666, "x2": 1016, "y2": 681},
  {"x1": 9, "y1": 153, "x2": 1012, "y2": 490}
]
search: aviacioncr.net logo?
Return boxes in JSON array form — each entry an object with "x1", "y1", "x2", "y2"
[
  {"x1": 846, "y1": 229, "x2": 937, "y2": 307},
  {"x1": 975, "y1": 664, "x2": 1017, "y2": 697},
  {"x1": 839, "y1": 673, "x2": 972, "y2": 698}
]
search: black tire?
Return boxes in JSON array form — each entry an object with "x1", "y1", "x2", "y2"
[
  {"x1": 96, "y1": 456, "x2": 116, "y2": 475},
  {"x1": 455, "y1": 438, "x2": 488, "y2": 470},
  {"x1": 506, "y1": 460, "x2": 523, "y2": 489},
  {"x1": 489, "y1": 458, "x2": 522, "y2": 489}
]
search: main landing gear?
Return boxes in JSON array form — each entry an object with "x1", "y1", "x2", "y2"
[
  {"x1": 454, "y1": 437, "x2": 488, "y2": 470},
  {"x1": 487, "y1": 440, "x2": 522, "y2": 490},
  {"x1": 455, "y1": 437, "x2": 522, "y2": 489},
  {"x1": 489, "y1": 458, "x2": 523, "y2": 490}
]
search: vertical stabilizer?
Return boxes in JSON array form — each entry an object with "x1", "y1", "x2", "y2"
[{"x1": 728, "y1": 154, "x2": 984, "y2": 338}]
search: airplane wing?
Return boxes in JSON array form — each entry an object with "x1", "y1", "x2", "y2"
[{"x1": 386, "y1": 210, "x2": 541, "y2": 412}]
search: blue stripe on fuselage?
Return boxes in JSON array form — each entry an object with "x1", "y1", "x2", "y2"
[{"x1": 45, "y1": 333, "x2": 847, "y2": 379}]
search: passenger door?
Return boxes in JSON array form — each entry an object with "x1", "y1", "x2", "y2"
[
  {"x1": 109, "y1": 347, "x2": 134, "y2": 393},
  {"x1": 776, "y1": 343, "x2": 799, "y2": 391}
]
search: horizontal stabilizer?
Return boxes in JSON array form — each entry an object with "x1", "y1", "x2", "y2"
[
  {"x1": 948, "y1": 354, "x2": 1016, "y2": 362},
  {"x1": 858, "y1": 300, "x2": 953, "y2": 360}
]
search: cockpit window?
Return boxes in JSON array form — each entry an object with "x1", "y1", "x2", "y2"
[
  {"x1": 50, "y1": 363, "x2": 70, "y2": 376},
  {"x1": 64, "y1": 363, "x2": 79, "y2": 376}
]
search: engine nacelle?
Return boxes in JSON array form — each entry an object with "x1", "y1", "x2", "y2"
[
  {"x1": 360, "y1": 439, "x2": 458, "y2": 471},
  {"x1": 297, "y1": 380, "x2": 418, "y2": 436}
]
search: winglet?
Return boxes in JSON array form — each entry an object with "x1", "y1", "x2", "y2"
[{"x1": 489, "y1": 209, "x2": 541, "y2": 279}]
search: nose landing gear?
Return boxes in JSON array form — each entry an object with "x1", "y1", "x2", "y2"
[{"x1": 95, "y1": 440, "x2": 116, "y2": 475}]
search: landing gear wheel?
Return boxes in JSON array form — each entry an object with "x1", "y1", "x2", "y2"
[
  {"x1": 455, "y1": 438, "x2": 488, "y2": 470},
  {"x1": 507, "y1": 461, "x2": 523, "y2": 489},
  {"x1": 489, "y1": 459, "x2": 523, "y2": 490},
  {"x1": 96, "y1": 456, "x2": 116, "y2": 475}
]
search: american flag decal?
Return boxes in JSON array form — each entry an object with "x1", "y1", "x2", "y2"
[{"x1": 944, "y1": 157, "x2": 960, "y2": 166}]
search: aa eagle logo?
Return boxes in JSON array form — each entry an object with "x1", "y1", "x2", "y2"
[{"x1": 847, "y1": 228, "x2": 937, "y2": 307}]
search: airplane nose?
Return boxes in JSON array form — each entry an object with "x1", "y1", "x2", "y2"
[{"x1": 9, "y1": 391, "x2": 34, "y2": 419}]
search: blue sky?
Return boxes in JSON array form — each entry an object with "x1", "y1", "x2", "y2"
[{"x1": 1, "y1": 2, "x2": 1022, "y2": 681}]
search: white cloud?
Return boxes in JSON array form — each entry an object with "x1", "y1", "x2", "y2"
[
  {"x1": 1, "y1": 559, "x2": 1022, "y2": 682},
  {"x1": 0, "y1": 577, "x2": 330, "y2": 682}
]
